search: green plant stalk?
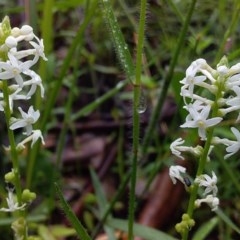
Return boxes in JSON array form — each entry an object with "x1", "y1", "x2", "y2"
[
  {"x1": 214, "y1": 1, "x2": 240, "y2": 64},
  {"x1": 116, "y1": 125, "x2": 124, "y2": 182},
  {"x1": 128, "y1": 86, "x2": 141, "y2": 240},
  {"x1": 182, "y1": 128, "x2": 213, "y2": 240},
  {"x1": 217, "y1": 149, "x2": 240, "y2": 193},
  {"x1": 55, "y1": 53, "x2": 79, "y2": 169},
  {"x1": 40, "y1": 0, "x2": 97, "y2": 131},
  {"x1": 26, "y1": 0, "x2": 97, "y2": 188},
  {"x1": 35, "y1": 0, "x2": 54, "y2": 109},
  {"x1": 100, "y1": 0, "x2": 135, "y2": 83},
  {"x1": 26, "y1": 0, "x2": 54, "y2": 188},
  {"x1": 71, "y1": 80, "x2": 127, "y2": 121},
  {"x1": 91, "y1": 169, "x2": 131, "y2": 238},
  {"x1": 141, "y1": 0, "x2": 197, "y2": 155},
  {"x1": 182, "y1": 82, "x2": 224, "y2": 240},
  {"x1": 55, "y1": 183, "x2": 92, "y2": 240},
  {"x1": 41, "y1": 0, "x2": 54, "y2": 55},
  {"x1": 128, "y1": 0, "x2": 147, "y2": 239},
  {"x1": 27, "y1": 0, "x2": 38, "y2": 32},
  {"x1": 2, "y1": 82, "x2": 28, "y2": 240},
  {"x1": 2, "y1": 82, "x2": 22, "y2": 204}
]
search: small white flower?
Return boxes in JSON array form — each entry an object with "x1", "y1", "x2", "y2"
[
  {"x1": 0, "y1": 88, "x2": 27, "y2": 111},
  {"x1": 170, "y1": 138, "x2": 185, "y2": 160},
  {"x1": 180, "y1": 89, "x2": 213, "y2": 105},
  {"x1": 224, "y1": 127, "x2": 240, "y2": 159},
  {"x1": 30, "y1": 35, "x2": 48, "y2": 62},
  {"x1": 0, "y1": 52, "x2": 33, "y2": 87},
  {"x1": 181, "y1": 104, "x2": 222, "y2": 140},
  {"x1": 195, "y1": 171, "x2": 218, "y2": 196},
  {"x1": 169, "y1": 165, "x2": 186, "y2": 185},
  {"x1": 0, "y1": 188, "x2": 26, "y2": 212},
  {"x1": 170, "y1": 137, "x2": 203, "y2": 160},
  {"x1": 10, "y1": 106, "x2": 40, "y2": 135},
  {"x1": 31, "y1": 129, "x2": 45, "y2": 147},
  {"x1": 180, "y1": 69, "x2": 206, "y2": 100},
  {"x1": 227, "y1": 73, "x2": 240, "y2": 89},
  {"x1": 23, "y1": 69, "x2": 44, "y2": 98},
  {"x1": 221, "y1": 86, "x2": 240, "y2": 120},
  {"x1": 195, "y1": 194, "x2": 219, "y2": 211},
  {"x1": 212, "y1": 136, "x2": 234, "y2": 146},
  {"x1": 16, "y1": 129, "x2": 45, "y2": 149}
]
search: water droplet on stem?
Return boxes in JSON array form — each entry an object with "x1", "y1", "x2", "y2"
[{"x1": 137, "y1": 88, "x2": 147, "y2": 114}]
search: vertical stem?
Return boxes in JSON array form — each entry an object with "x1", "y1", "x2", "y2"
[
  {"x1": 214, "y1": 1, "x2": 240, "y2": 64},
  {"x1": 2, "y1": 82, "x2": 28, "y2": 240},
  {"x1": 128, "y1": 0, "x2": 147, "y2": 239},
  {"x1": 2, "y1": 82, "x2": 22, "y2": 204},
  {"x1": 183, "y1": 85, "x2": 223, "y2": 240},
  {"x1": 141, "y1": 0, "x2": 197, "y2": 155}
]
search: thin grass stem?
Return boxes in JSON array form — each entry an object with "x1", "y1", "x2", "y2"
[
  {"x1": 128, "y1": 0, "x2": 147, "y2": 239},
  {"x1": 141, "y1": 0, "x2": 197, "y2": 156}
]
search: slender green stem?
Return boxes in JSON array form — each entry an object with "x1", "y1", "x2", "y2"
[
  {"x1": 2, "y1": 82, "x2": 28, "y2": 240},
  {"x1": 26, "y1": 0, "x2": 98, "y2": 188},
  {"x1": 35, "y1": 0, "x2": 54, "y2": 109},
  {"x1": 55, "y1": 50, "x2": 79, "y2": 169},
  {"x1": 182, "y1": 77, "x2": 224, "y2": 240},
  {"x1": 128, "y1": 85, "x2": 141, "y2": 240},
  {"x1": 214, "y1": 1, "x2": 240, "y2": 64},
  {"x1": 71, "y1": 80, "x2": 127, "y2": 121},
  {"x1": 128, "y1": 0, "x2": 147, "y2": 239},
  {"x1": 100, "y1": 0, "x2": 135, "y2": 83},
  {"x1": 141, "y1": 0, "x2": 197, "y2": 155},
  {"x1": 2, "y1": 82, "x2": 22, "y2": 204}
]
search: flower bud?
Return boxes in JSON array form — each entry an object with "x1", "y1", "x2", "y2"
[
  {"x1": 11, "y1": 217, "x2": 26, "y2": 239},
  {"x1": 11, "y1": 27, "x2": 20, "y2": 37},
  {"x1": 20, "y1": 25, "x2": 33, "y2": 35},
  {"x1": 5, "y1": 36, "x2": 17, "y2": 48},
  {"x1": 22, "y1": 189, "x2": 36, "y2": 203},
  {"x1": 0, "y1": 16, "x2": 11, "y2": 45},
  {"x1": 4, "y1": 170, "x2": 15, "y2": 183}
]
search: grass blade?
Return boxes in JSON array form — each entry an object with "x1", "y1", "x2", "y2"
[{"x1": 55, "y1": 183, "x2": 92, "y2": 240}]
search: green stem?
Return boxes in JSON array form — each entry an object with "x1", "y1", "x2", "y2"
[
  {"x1": 128, "y1": 0, "x2": 147, "y2": 239},
  {"x1": 182, "y1": 128, "x2": 214, "y2": 240},
  {"x1": 2, "y1": 82, "x2": 28, "y2": 240},
  {"x1": 55, "y1": 47, "x2": 80, "y2": 169},
  {"x1": 2, "y1": 82, "x2": 22, "y2": 204},
  {"x1": 214, "y1": 1, "x2": 240, "y2": 64},
  {"x1": 141, "y1": 0, "x2": 197, "y2": 155},
  {"x1": 26, "y1": 0, "x2": 98, "y2": 188},
  {"x1": 182, "y1": 77, "x2": 224, "y2": 240}
]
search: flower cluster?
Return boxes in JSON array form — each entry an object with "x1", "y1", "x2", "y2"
[
  {"x1": 169, "y1": 56, "x2": 240, "y2": 212},
  {"x1": 194, "y1": 172, "x2": 219, "y2": 211},
  {"x1": 0, "y1": 16, "x2": 47, "y2": 149}
]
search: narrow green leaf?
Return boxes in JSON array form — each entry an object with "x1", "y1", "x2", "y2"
[
  {"x1": 216, "y1": 209, "x2": 240, "y2": 234},
  {"x1": 100, "y1": 0, "x2": 135, "y2": 83},
  {"x1": 90, "y1": 168, "x2": 116, "y2": 240},
  {"x1": 71, "y1": 80, "x2": 127, "y2": 121},
  {"x1": 107, "y1": 218, "x2": 178, "y2": 240},
  {"x1": 192, "y1": 217, "x2": 218, "y2": 240},
  {"x1": 38, "y1": 225, "x2": 56, "y2": 240},
  {"x1": 55, "y1": 183, "x2": 92, "y2": 240}
]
